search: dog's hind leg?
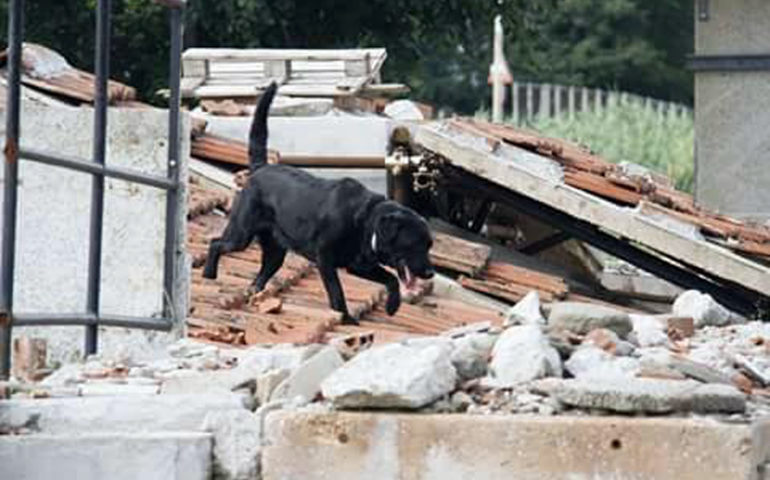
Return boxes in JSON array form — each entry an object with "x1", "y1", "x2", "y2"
[
  {"x1": 253, "y1": 233, "x2": 287, "y2": 292},
  {"x1": 347, "y1": 265, "x2": 401, "y2": 315},
  {"x1": 317, "y1": 252, "x2": 355, "y2": 325},
  {"x1": 202, "y1": 223, "x2": 255, "y2": 279}
]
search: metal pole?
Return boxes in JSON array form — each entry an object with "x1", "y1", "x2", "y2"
[
  {"x1": 85, "y1": 0, "x2": 111, "y2": 355},
  {"x1": 0, "y1": 0, "x2": 23, "y2": 380},
  {"x1": 163, "y1": 4, "x2": 184, "y2": 321}
]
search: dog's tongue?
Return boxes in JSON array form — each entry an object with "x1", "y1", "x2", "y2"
[{"x1": 404, "y1": 265, "x2": 416, "y2": 289}]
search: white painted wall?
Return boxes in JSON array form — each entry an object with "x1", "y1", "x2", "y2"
[{"x1": 0, "y1": 103, "x2": 189, "y2": 364}]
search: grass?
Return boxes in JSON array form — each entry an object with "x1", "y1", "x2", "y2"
[{"x1": 478, "y1": 98, "x2": 695, "y2": 193}]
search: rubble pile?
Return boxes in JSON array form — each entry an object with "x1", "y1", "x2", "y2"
[{"x1": 6, "y1": 289, "x2": 768, "y2": 421}]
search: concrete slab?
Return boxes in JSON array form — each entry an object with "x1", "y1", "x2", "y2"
[
  {"x1": 0, "y1": 103, "x2": 190, "y2": 363},
  {"x1": 0, "y1": 393, "x2": 245, "y2": 433},
  {"x1": 197, "y1": 114, "x2": 393, "y2": 164},
  {"x1": 0, "y1": 432, "x2": 212, "y2": 480},
  {"x1": 263, "y1": 411, "x2": 770, "y2": 480}
]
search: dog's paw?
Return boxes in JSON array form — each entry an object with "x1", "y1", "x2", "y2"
[
  {"x1": 341, "y1": 314, "x2": 360, "y2": 326},
  {"x1": 385, "y1": 291, "x2": 401, "y2": 315}
]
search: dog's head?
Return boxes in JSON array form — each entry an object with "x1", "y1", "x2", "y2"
[{"x1": 373, "y1": 204, "x2": 435, "y2": 288}]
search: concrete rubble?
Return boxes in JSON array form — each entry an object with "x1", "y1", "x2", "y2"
[
  {"x1": 3, "y1": 289, "x2": 770, "y2": 479},
  {"x1": 320, "y1": 340, "x2": 457, "y2": 409}
]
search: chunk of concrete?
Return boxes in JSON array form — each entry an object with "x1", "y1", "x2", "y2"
[
  {"x1": 672, "y1": 290, "x2": 732, "y2": 328},
  {"x1": 0, "y1": 432, "x2": 212, "y2": 480},
  {"x1": 565, "y1": 346, "x2": 640, "y2": 380},
  {"x1": 450, "y1": 332, "x2": 498, "y2": 381},
  {"x1": 630, "y1": 314, "x2": 668, "y2": 347},
  {"x1": 226, "y1": 345, "x2": 315, "y2": 390},
  {"x1": 203, "y1": 409, "x2": 262, "y2": 480},
  {"x1": 489, "y1": 325, "x2": 562, "y2": 386},
  {"x1": 263, "y1": 411, "x2": 767, "y2": 480},
  {"x1": 383, "y1": 100, "x2": 424, "y2": 121},
  {"x1": 667, "y1": 356, "x2": 732, "y2": 384},
  {"x1": 0, "y1": 394, "x2": 246, "y2": 433},
  {"x1": 504, "y1": 291, "x2": 545, "y2": 327},
  {"x1": 270, "y1": 346, "x2": 344, "y2": 405},
  {"x1": 541, "y1": 378, "x2": 746, "y2": 414},
  {"x1": 548, "y1": 302, "x2": 632, "y2": 338},
  {"x1": 321, "y1": 341, "x2": 457, "y2": 409},
  {"x1": 257, "y1": 368, "x2": 291, "y2": 406}
]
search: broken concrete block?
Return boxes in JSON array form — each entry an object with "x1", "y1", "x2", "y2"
[
  {"x1": 269, "y1": 96, "x2": 334, "y2": 117},
  {"x1": 504, "y1": 290, "x2": 545, "y2": 327},
  {"x1": 450, "y1": 332, "x2": 498, "y2": 381},
  {"x1": 630, "y1": 314, "x2": 668, "y2": 347},
  {"x1": 203, "y1": 410, "x2": 261, "y2": 480},
  {"x1": 256, "y1": 368, "x2": 291, "y2": 406},
  {"x1": 672, "y1": 290, "x2": 731, "y2": 328},
  {"x1": 0, "y1": 394, "x2": 246, "y2": 434},
  {"x1": 321, "y1": 341, "x2": 457, "y2": 409},
  {"x1": 0, "y1": 432, "x2": 213, "y2": 480},
  {"x1": 667, "y1": 356, "x2": 732, "y2": 384},
  {"x1": 383, "y1": 100, "x2": 424, "y2": 121},
  {"x1": 489, "y1": 325, "x2": 562, "y2": 386},
  {"x1": 565, "y1": 346, "x2": 640, "y2": 380},
  {"x1": 270, "y1": 346, "x2": 343, "y2": 405},
  {"x1": 636, "y1": 360, "x2": 688, "y2": 381},
  {"x1": 225, "y1": 345, "x2": 313, "y2": 391},
  {"x1": 541, "y1": 378, "x2": 746, "y2": 414},
  {"x1": 548, "y1": 302, "x2": 632, "y2": 338}
]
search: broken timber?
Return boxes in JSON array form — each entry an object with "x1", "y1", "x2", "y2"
[{"x1": 415, "y1": 121, "x2": 770, "y2": 318}]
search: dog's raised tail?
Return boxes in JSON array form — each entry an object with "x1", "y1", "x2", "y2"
[{"x1": 248, "y1": 81, "x2": 278, "y2": 172}]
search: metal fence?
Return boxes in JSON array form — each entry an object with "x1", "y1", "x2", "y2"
[
  {"x1": 0, "y1": 0, "x2": 186, "y2": 379},
  {"x1": 510, "y1": 82, "x2": 692, "y2": 124}
]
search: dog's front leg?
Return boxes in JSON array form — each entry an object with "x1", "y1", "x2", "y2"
[
  {"x1": 347, "y1": 265, "x2": 400, "y2": 315},
  {"x1": 317, "y1": 253, "x2": 355, "y2": 325}
]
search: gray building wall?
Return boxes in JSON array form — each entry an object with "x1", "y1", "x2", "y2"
[{"x1": 694, "y1": 0, "x2": 770, "y2": 221}]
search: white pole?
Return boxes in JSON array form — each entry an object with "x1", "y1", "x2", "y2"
[{"x1": 489, "y1": 15, "x2": 511, "y2": 123}]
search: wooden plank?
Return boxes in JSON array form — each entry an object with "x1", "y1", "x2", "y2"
[{"x1": 415, "y1": 122, "x2": 770, "y2": 296}]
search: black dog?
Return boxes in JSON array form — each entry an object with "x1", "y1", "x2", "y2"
[{"x1": 202, "y1": 82, "x2": 435, "y2": 324}]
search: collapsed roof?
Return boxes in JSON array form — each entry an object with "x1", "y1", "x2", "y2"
[{"x1": 413, "y1": 119, "x2": 770, "y2": 318}]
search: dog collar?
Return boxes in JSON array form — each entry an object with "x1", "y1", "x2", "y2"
[{"x1": 370, "y1": 232, "x2": 377, "y2": 253}]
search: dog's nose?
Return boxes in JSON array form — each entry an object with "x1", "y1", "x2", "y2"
[{"x1": 423, "y1": 269, "x2": 435, "y2": 279}]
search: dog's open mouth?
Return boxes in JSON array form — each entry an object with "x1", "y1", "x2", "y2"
[{"x1": 396, "y1": 262, "x2": 416, "y2": 289}]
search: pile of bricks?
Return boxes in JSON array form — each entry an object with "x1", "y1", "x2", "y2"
[{"x1": 451, "y1": 118, "x2": 770, "y2": 259}]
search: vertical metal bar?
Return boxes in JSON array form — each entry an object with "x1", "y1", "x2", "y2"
[
  {"x1": 85, "y1": 0, "x2": 112, "y2": 355},
  {"x1": 163, "y1": 4, "x2": 184, "y2": 321},
  {"x1": 0, "y1": 0, "x2": 23, "y2": 379}
]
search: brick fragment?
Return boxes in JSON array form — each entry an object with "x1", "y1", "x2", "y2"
[{"x1": 257, "y1": 297, "x2": 283, "y2": 314}]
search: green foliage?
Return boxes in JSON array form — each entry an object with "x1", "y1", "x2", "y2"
[
  {"x1": 0, "y1": 1, "x2": 693, "y2": 112},
  {"x1": 527, "y1": 99, "x2": 694, "y2": 192}
]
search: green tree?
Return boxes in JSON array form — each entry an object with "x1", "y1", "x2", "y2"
[{"x1": 0, "y1": 0, "x2": 693, "y2": 112}]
